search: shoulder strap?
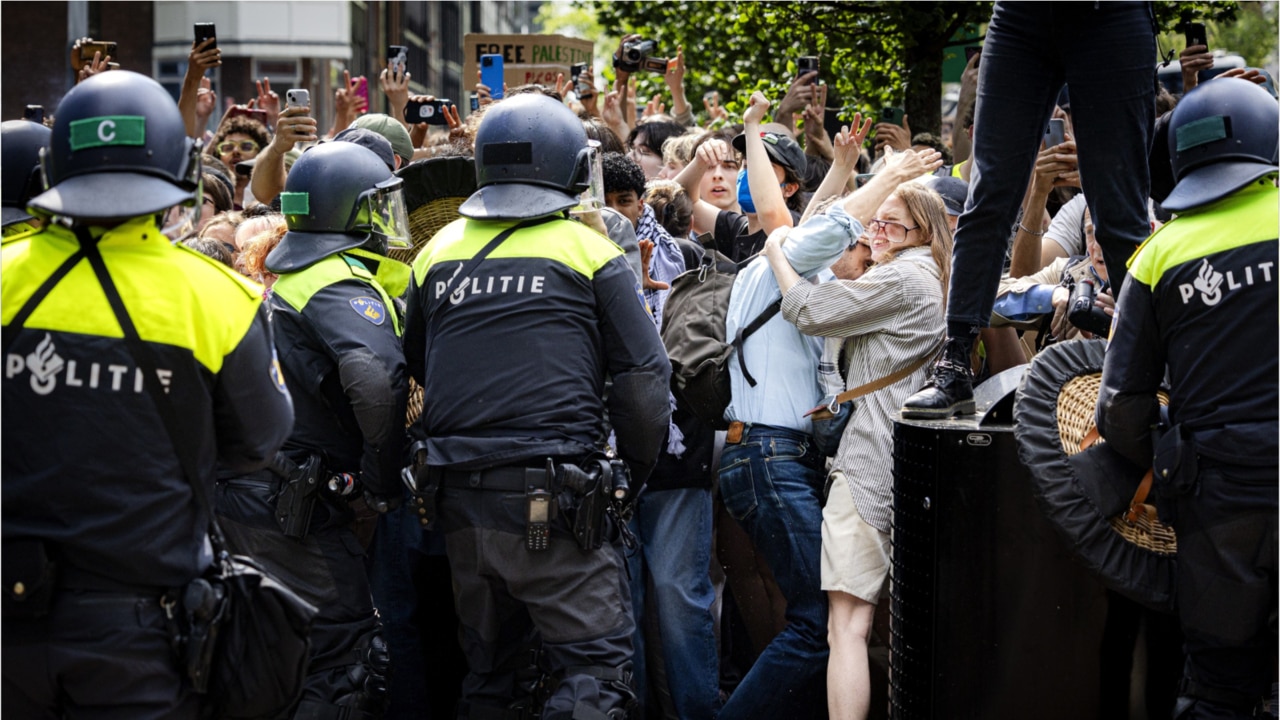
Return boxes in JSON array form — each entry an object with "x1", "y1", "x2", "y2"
[
  {"x1": 806, "y1": 339, "x2": 944, "y2": 418},
  {"x1": 731, "y1": 297, "x2": 782, "y2": 388},
  {"x1": 423, "y1": 216, "x2": 554, "y2": 327},
  {"x1": 1, "y1": 245, "x2": 88, "y2": 355},
  {"x1": 725, "y1": 247, "x2": 779, "y2": 388},
  {"x1": 74, "y1": 227, "x2": 230, "y2": 551}
]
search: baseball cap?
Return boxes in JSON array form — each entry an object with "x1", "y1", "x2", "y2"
[
  {"x1": 351, "y1": 113, "x2": 414, "y2": 166},
  {"x1": 924, "y1": 175, "x2": 968, "y2": 216},
  {"x1": 331, "y1": 127, "x2": 396, "y2": 171},
  {"x1": 732, "y1": 130, "x2": 807, "y2": 177}
]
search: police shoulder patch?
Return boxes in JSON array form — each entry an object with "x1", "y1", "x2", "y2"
[{"x1": 350, "y1": 296, "x2": 387, "y2": 325}]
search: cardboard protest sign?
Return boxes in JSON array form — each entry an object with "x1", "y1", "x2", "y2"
[{"x1": 463, "y1": 34, "x2": 594, "y2": 92}]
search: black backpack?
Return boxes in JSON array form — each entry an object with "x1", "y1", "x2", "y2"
[{"x1": 659, "y1": 235, "x2": 780, "y2": 430}]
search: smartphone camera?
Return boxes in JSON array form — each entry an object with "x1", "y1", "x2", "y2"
[
  {"x1": 23, "y1": 105, "x2": 44, "y2": 124},
  {"x1": 405, "y1": 99, "x2": 451, "y2": 126},
  {"x1": 387, "y1": 45, "x2": 408, "y2": 76},
  {"x1": 1185, "y1": 22, "x2": 1208, "y2": 50},
  {"x1": 797, "y1": 56, "x2": 819, "y2": 85},
  {"x1": 571, "y1": 63, "x2": 591, "y2": 95},
  {"x1": 194, "y1": 23, "x2": 216, "y2": 50},
  {"x1": 285, "y1": 89, "x2": 310, "y2": 110}
]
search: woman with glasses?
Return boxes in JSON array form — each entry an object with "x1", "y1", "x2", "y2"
[
  {"x1": 761, "y1": 176, "x2": 952, "y2": 720},
  {"x1": 206, "y1": 115, "x2": 269, "y2": 209}
]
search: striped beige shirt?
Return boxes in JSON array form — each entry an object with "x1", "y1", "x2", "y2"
[{"x1": 780, "y1": 246, "x2": 945, "y2": 533}]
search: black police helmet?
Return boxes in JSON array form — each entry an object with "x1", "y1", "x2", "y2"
[
  {"x1": 1164, "y1": 78, "x2": 1279, "y2": 212},
  {"x1": 459, "y1": 93, "x2": 592, "y2": 220},
  {"x1": 1, "y1": 120, "x2": 52, "y2": 228},
  {"x1": 28, "y1": 71, "x2": 200, "y2": 222},
  {"x1": 267, "y1": 141, "x2": 404, "y2": 273}
]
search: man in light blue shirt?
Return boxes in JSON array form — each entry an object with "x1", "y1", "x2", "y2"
[
  {"x1": 724, "y1": 209, "x2": 853, "y2": 431},
  {"x1": 717, "y1": 146, "x2": 940, "y2": 720}
]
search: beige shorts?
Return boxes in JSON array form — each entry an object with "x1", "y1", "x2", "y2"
[{"x1": 821, "y1": 471, "x2": 890, "y2": 603}]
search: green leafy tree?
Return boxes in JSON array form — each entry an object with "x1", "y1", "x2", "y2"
[
  {"x1": 590, "y1": 0, "x2": 1261, "y2": 138},
  {"x1": 1153, "y1": 1, "x2": 1277, "y2": 69},
  {"x1": 593, "y1": 0, "x2": 993, "y2": 135}
]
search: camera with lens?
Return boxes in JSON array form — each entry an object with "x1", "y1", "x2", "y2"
[
  {"x1": 1066, "y1": 276, "x2": 1112, "y2": 337},
  {"x1": 619, "y1": 38, "x2": 669, "y2": 73}
]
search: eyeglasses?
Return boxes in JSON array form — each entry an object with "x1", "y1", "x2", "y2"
[
  {"x1": 216, "y1": 140, "x2": 259, "y2": 155},
  {"x1": 869, "y1": 218, "x2": 919, "y2": 243}
]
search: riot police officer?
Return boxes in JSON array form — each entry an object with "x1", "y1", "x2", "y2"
[
  {"x1": 2, "y1": 70, "x2": 294, "y2": 718},
  {"x1": 402, "y1": 94, "x2": 671, "y2": 719},
  {"x1": 214, "y1": 140, "x2": 411, "y2": 720},
  {"x1": 1098, "y1": 78, "x2": 1278, "y2": 719},
  {"x1": 1, "y1": 119, "x2": 52, "y2": 238}
]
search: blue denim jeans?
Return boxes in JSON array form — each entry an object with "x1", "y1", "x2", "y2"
[
  {"x1": 367, "y1": 499, "x2": 431, "y2": 719},
  {"x1": 716, "y1": 425, "x2": 828, "y2": 720},
  {"x1": 627, "y1": 486, "x2": 722, "y2": 720},
  {"x1": 947, "y1": 1, "x2": 1156, "y2": 338}
]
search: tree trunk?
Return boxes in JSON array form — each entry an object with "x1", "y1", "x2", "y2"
[{"x1": 904, "y1": 40, "x2": 945, "y2": 138}]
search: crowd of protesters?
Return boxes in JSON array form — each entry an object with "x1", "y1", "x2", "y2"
[{"x1": 3, "y1": 3, "x2": 1278, "y2": 720}]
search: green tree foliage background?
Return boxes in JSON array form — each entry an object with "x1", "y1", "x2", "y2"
[{"x1": 585, "y1": 0, "x2": 1274, "y2": 134}]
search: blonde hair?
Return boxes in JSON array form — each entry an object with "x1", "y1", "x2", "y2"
[
  {"x1": 234, "y1": 218, "x2": 287, "y2": 288},
  {"x1": 661, "y1": 131, "x2": 702, "y2": 168},
  {"x1": 876, "y1": 181, "x2": 953, "y2": 309}
]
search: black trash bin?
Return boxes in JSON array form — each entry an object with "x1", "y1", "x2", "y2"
[{"x1": 888, "y1": 369, "x2": 1109, "y2": 719}]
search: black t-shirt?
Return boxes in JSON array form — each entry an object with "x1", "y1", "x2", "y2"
[{"x1": 713, "y1": 210, "x2": 767, "y2": 263}]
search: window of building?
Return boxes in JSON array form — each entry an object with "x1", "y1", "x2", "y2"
[{"x1": 253, "y1": 59, "x2": 300, "y2": 87}]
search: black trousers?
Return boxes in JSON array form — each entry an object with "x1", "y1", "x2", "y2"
[
  {"x1": 216, "y1": 475, "x2": 386, "y2": 716},
  {"x1": 946, "y1": 1, "x2": 1155, "y2": 337},
  {"x1": 1170, "y1": 463, "x2": 1277, "y2": 718},
  {"x1": 437, "y1": 485, "x2": 636, "y2": 719},
  {"x1": 3, "y1": 591, "x2": 201, "y2": 719}
]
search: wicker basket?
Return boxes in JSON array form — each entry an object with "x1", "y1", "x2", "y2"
[
  {"x1": 389, "y1": 196, "x2": 467, "y2": 265},
  {"x1": 1056, "y1": 373, "x2": 1177, "y2": 556}
]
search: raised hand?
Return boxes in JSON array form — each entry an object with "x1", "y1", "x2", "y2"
[
  {"x1": 1033, "y1": 139, "x2": 1081, "y2": 190},
  {"x1": 637, "y1": 239, "x2": 671, "y2": 291},
  {"x1": 272, "y1": 106, "x2": 318, "y2": 152},
  {"x1": 703, "y1": 92, "x2": 728, "y2": 125},
  {"x1": 78, "y1": 50, "x2": 111, "y2": 83},
  {"x1": 255, "y1": 78, "x2": 280, "y2": 131},
  {"x1": 742, "y1": 91, "x2": 771, "y2": 125},
  {"x1": 645, "y1": 95, "x2": 667, "y2": 118},
  {"x1": 874, "y1": 113, "x2": 912, "y2": 155},
  {"x1": 380, "y1": 64, "x2": 412, "y2": 125}
]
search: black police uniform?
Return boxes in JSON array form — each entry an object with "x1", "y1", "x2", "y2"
[
  {"x1": 215, "y1": 244, "x2": 409, "y2": 720},
  {"x1": 403, "y1": 212, "x2": 671, "y2": 719},
  {"x1": 2, "y1": 216, "x2": 294, "y2": 718},
  {"x1": 2, "y1": 119, "x2": 51, "y2": 239},
  {"x1": 1099, "y1": 177, "x2": 1278, "y2": 717}
]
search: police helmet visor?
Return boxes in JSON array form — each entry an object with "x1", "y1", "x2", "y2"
[{"x1": 354, "y1": 177, "x2": 410, "y2": 249}]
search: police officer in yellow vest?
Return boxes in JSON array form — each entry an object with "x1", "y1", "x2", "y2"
[
  {"x1": 402, "y1": 94, "x2": 671, "y2": 719},
  {"x1": 1, "y1": 71, "x2": 294, "y2": 718},
  {"x1": 1098, "y1": 78, "x2": 1278, "y2": 720},
  {"x1": 214, "y1": 140, "x2": 411, "y2": 720},
  {"x1": 2, "y1": 119, "x2": 52, "y2": 239}
]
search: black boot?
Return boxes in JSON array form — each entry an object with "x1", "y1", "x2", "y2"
[{"x1": 901, "y1": 337, "x2": 975, "y2": 419}]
